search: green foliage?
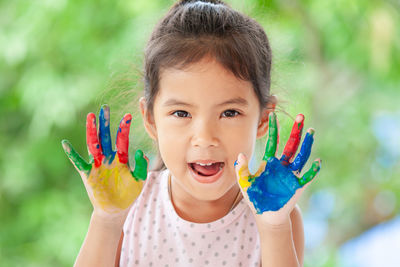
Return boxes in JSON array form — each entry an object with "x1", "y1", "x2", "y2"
[{"x1": 1, "y1": 0, "x2": 399, "y2": 266}]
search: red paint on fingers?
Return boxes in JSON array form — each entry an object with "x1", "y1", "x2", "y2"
[
  {"x1": 86, "y1": 113, "x2": 103, "y2": 167},
  {"x1": 116, "y1": 114, "x2": 132, "y2": 164},
  {"x1": 281, "y1": 114, "x2": 304, "y2": 165}
]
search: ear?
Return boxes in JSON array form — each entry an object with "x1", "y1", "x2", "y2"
[
  {"x1": 139, "y1": 97, "x2": 158, "y2": 141},
  {"x1": 256, "y1": 95, "x2": 277, "y2": 139}
]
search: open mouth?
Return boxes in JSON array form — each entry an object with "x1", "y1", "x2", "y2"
[
  {"x1": 189, "y1": 162, "x2": 225, "y2": 176},
  {"x1": 188, "y1": 162, "x2": 225, "y2": 184}
]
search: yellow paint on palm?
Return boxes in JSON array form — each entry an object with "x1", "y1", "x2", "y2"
[
  {"x1": 238, "y1": 165, "x2": 252, "y2": 189},
  {"x1": 238, "y1": 160, "x2": 267, "y2": 190},
  {"x1": 87, "y1": 160, "x2": 143, "y2": 213}
]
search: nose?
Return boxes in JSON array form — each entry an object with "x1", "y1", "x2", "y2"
[{"x1": 191, "y1": 119, "x2": 219, "y2": 148}]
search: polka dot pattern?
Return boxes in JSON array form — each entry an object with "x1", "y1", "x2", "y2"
[{"x1": 119, "y1": 169, "x2": 261, "y2": 266}]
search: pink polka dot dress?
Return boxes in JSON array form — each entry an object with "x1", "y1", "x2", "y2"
[{"x1": 120, "y1": 169, "x2": 261, "y2": 266}]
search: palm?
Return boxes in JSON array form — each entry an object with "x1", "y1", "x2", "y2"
[
  {"x1": 248, "y1": 157, "x2": 303, "y2": 212},
  {"x1": 85, "y1": 159, "x2": 144, "y2": 213},
  {"x1": 235, "y1": 113, "x2": 321, "y2": 223},
  {"x1": 62, "y1": 105, "x2": 148, "y2": 214}
]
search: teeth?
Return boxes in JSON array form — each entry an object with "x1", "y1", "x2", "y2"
[{"x1": 197, "y1": 162, "x2": 214, "y2": 166}]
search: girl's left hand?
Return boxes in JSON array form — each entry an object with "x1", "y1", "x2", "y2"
[{"x1": 234, "y1": 112, "x2": 321, "y2": 226}]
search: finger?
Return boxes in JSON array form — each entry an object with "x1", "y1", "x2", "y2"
[
  {"x1": 289, "y1": 128, "x2": 315, "y2": 172},
  {"x1": 99, "y1": 104, "x2": 114, "y2": 159},
  {"x1": 61, "y1": 139, "x2": 91, "y2": 175},
  {"x1": 86, "y1": 112, "x2": 103, "y2": 167},
  {"x1": 263, "y1": 112, "x2": 279, "y2": 160},
  {"x1": 298, "y1": 159, "x2": 321, "y2": 186},
  {"x1": 132, "y1": 149, "x2": 148, "y2": 181},
  {"x1": 280, "y1": 114, "x2": 304, "y2": 166},
  {"x1": 235, "y1": 153, "x2": 255, "y2": 191},
  {"x1": 116, "y1": 113, "x2": 132, "y2": 164}
]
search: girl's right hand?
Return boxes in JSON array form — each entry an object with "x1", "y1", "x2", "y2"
[{"x1": 61, "y1": 104, "x2": 148, "y2": 220}]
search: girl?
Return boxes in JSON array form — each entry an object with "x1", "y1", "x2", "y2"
[{"x1": 62, "y1": 0, "x2": 321, "y2": 266}]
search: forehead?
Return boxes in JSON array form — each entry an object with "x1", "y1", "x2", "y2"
[{"x1": 156, "y1": 57, "x2": 258, "y2": 107}]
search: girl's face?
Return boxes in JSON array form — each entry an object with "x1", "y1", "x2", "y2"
[{"x1": 141, "y1": 56, "x2": 270, "y2": 202}]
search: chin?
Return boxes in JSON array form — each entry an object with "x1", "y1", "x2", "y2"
[{"x1": 192, "y1": 181, "x2": 237, "y2": 201}]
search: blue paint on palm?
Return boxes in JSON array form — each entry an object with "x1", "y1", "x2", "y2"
[{"x1": 247, "y1": 157, "x2": 302, "y2": 213}]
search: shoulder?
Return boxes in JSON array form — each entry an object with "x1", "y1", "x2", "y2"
[
  {"x1": 290, "y1": 204, "x2": 304, "y2": 233},
  {"x1": 290, "y1": 204, "x2": 305, "y2": 265},
  {"x1": 144, "y1": 168, "x2": 165, "y2": 185},
  {"x1": 290, "y1": 204, "x2": 303, "y2": 221},
  {"x1": 138, "y1": 168, "x2": 165, "y2": 191},
  {"x1": 124, "y1": 169, "x2": 165, "y2": 224}
]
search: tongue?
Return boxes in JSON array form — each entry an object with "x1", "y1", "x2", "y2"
[{"x1": 192, "y1": 163, "x2": 221, "y2": 176}]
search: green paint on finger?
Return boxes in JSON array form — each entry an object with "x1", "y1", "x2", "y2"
[
  {"x1": 298, "y1": 160, "x2": 321, "y2": 186},
  {"x1": 132, "y1": 149, "x2": 148, "y2": 181},
  {"x1": 263, "y1": 112, "x2": 278, "y2": 160},
  {"x1": 61, "y1": 139, "x2": 92, "y2": 174}
]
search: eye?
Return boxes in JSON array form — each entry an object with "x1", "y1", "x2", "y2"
[
  {"x1": 222, "y1": 109, "x2": 240, "y2": 118},
  {"x1": 172, "y1": 110, "x2": 191, "y2": 118}
]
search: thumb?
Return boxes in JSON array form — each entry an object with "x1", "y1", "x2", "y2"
[
  {"x1": 61, "y1": 139, "x2": 91, "y2": 176},
  {"x1": 235, "y1": 153, "x2": 253, "y2": 191}
]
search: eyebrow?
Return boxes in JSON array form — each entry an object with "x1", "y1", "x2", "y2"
[{"x1": 162, "y1": 97, "x2": 249, "y2": 108}]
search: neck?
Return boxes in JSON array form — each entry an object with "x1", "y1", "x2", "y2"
[{"x1": 169, "y1": 174, "x2": 242, "y2": 223}]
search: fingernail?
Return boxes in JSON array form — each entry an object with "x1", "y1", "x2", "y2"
[
  {"x1": 237, "y1": 153, "x2": 246, "y2": 165},
  {"x1": 296, "y1": 114, "x2": 305, "y2": 122},
  {"x1": 61, "y1": 140, "x2": 70, "y2": 153}
]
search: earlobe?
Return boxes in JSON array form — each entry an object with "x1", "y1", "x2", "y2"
[
  {"x1": 256, "y1": 109, "x2": 270, "y2": 139},
  {"x1": 256, "y1": 96, "x2": 277, "y2": 139},
  {"x1": 139, "y1": 97, "x2": 158, "y2": 141}
]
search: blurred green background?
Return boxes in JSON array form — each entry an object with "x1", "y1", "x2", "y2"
[{"x1": 1, "y1": 0, "x2": 399, "y2": 266}]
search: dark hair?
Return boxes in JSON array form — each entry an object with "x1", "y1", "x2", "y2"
[{"x1": 143, "y1": 0, "x2": 274, "y2": 171}]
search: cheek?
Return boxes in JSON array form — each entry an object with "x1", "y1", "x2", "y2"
[
  {"x1": 159, "y1": 123, "x2": 186, "y2": 147},
  {"x1": 155, "y1": 122, "x2": 186, "y2": 164},
  {"x1": 224, "y1": 122, "x2": 258, "y2": 158}
]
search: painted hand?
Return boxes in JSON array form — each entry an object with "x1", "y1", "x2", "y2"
[
  {"x1": 235, "y1": 113, "x2": 321, "y2": 225},
  {"x1": 62, "y1": 105, "x2": 148, "y2": 215}
]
